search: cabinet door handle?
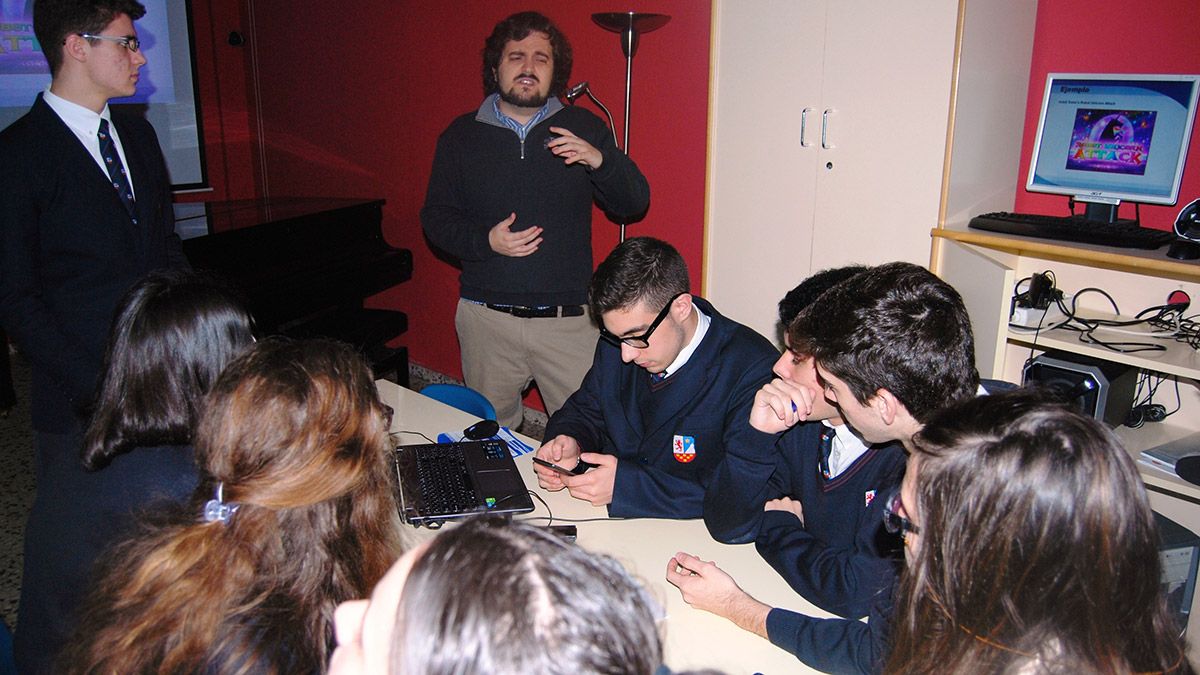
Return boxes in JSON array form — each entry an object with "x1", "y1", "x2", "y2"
[
  {"x1": 800, "y1": 107, "x2": 814, "y2": 147},
  {"x1": 821, "y1": 108, "x2": 835, "y2": 149}
]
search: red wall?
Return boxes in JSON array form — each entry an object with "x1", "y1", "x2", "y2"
[
  {"x1": 179, "y1": 0, "x2": 259, "y2": 202},
  {"x1": 1013, "y1": 0, "x2": 1200, "y2": 230},
  {"x1": 193, "y1": 1, "x2": 1200, "y2": 407},
  {"x1": 236, "y1": 1, "x2": 712, "y2": 408}
]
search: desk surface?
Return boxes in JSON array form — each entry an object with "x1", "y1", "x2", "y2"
[{"x1": 378, "y1": 380, "x2": 831, "y2": 674}]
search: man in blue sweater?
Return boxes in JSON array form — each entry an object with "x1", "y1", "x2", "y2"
[
  {"x1": 669, "y1": 262, "x2": 979, "y2": 673},
  {"x1": 535, "y1": 237, "x2": 779, "y2": 544},
  {"x1": 421, "y1": 11, "x2": 650, "y2": 431}
]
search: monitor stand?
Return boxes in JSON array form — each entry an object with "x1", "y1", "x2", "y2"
[{"x1": 1081, "y1": 200, "x2": 1137, "y2": 228}]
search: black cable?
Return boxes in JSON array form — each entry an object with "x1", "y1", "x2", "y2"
[
  {"x1": 392, "y1": 429, "x2": 437, "y2": 444},
  {"x1": 1150, "y1": 308, "x2": 1200, "y2": 350},
  {"x1": 525, "y1": 490, "x2": 552, "y2": 525},
  {"x1": 513, "y1": 490, "x2": 639, "y2": 525},
  {"x1": 518, "y1": 515, "x2": 634, "y2": 524},
  {"x1": 1050, "y1": 288, "x2": 1169, "y2": 354}
]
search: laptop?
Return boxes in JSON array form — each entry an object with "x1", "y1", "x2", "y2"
[{"x1": 394, "y1": 439, "x2": 535, "y2": 528}]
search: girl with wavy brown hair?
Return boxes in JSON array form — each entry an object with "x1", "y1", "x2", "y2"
[
  {"x1": 61, "y1": 338, "x2": 404, "y2": 674},
  {"x1": 885, "y1": 390, "x2": 1191, "y2": 674}
]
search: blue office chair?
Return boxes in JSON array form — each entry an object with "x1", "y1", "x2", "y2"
[
  {"x1": 419, "y1": 383, "x2": 497, "y2": 421},
  {"x1": 0, "y1": 619, "x2": 15, "y2": 675}
]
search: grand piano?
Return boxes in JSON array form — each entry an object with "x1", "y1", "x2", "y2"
[{"x1": 178, "y1": 197, "x2": 411, "y2": 385}]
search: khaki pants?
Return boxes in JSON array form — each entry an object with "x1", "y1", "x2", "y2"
[{"x1": 455, "y1": 299, "x2": 598, "y2": 429}]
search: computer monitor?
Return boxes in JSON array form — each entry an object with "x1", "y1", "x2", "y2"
[{"x1": 1026, "y1": 73, "x2": 1200, "y2": 223}]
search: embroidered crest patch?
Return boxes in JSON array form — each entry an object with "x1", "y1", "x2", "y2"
[
  {"x1": 864, "y1": 490, "x2": 877, "y2": 508},
  {"x1": 673, "y1": 435, "x2": 696, "y2": 463}
]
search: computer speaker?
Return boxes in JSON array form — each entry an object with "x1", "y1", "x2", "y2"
[{"x1": 1022, "y1": 351, "x2": 1137, "y2": 427}]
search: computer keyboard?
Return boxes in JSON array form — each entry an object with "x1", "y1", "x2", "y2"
[
  {"x1": 414, "y1": 444, "x2": 480, "y2": 516},
  {"x1": 968, "y1": 211, "x2": 1175, "y2": 250}
]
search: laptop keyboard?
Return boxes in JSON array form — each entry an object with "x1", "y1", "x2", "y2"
[{"x1": 415, "y1": 444, "x2": 480, "y2": 515}]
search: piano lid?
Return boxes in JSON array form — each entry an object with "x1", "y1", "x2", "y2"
[{"x1": 174, "y1": 197, "x2": 386, "y2": 240}]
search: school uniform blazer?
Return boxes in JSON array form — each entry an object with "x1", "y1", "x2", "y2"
[
  {"x1": 0, "y1": 93, "x2": 185, "y2": 433},
  {"x1": 544, "y1": 296, "x2": 779, "y2": 543},
  {"x1": 754, "y1": 422, "x2": 906, "y2": 619}
]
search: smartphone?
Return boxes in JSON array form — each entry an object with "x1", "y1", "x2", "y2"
[
  {"x1": 532, "y1": 456, "x2": 576, "y2": 475},
  {"x1": 547, "y1": 524, "x2": 578, "y2": 541}
]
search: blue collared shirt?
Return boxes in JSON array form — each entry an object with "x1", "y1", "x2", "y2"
[{"x1": 490, "y1": 93, "x2": 552, "y2": 142}]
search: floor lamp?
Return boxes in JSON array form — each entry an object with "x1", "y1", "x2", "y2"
[{"x1": 592, "y1": 11, "x2": 670, "y2": 241}]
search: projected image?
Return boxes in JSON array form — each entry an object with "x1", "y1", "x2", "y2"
[
  {"x1": 0, "y1": 0, "x2": 40, "y2": 74},
  {"x1": 1065, "y1": 108, "x2": 1157, "y2": 176}
]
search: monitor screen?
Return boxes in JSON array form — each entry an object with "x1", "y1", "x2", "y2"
[{"x1": 1026, "y1": 73, "x2": 1200, "y2": 208}]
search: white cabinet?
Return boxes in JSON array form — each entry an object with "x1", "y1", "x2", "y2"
[{"x1": 703, "y1": 0, "x2": 1036, "y2": 341}]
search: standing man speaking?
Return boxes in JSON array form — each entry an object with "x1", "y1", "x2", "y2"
[{"x1": 422, "y1": 11, "x2": 650, "y2": 431}]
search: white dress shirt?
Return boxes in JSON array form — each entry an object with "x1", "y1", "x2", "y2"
[{"x1": 43, "y1": 88, "x2": 137, "y2": 199}]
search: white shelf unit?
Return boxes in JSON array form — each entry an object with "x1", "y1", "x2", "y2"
[{"x1": 932, "y1": 225, "x2": 1200, "y2": 657}]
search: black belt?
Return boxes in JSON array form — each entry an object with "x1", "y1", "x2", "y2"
[{"x1": 484, "y1": 303, "x2": 585, "y2": 318}]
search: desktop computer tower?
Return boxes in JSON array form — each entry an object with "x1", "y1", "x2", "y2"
[{"x1": 1157, "y1": 511, "x2": 1200, "y2": 634}]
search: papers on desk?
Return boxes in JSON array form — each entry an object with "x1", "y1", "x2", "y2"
[
  {"x1": 1139, "y1": 432, "x2": 1200, "y2": 480},
  {"x1": 437, "y1": 427, "x2": 535, "y2": 458},
  {"x1": 1141, "y1": 452, "x2": 1181, "y2": 477}
]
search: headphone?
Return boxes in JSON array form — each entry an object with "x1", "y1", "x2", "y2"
[
  {"x1": 1167, "y1": 197, "x2": 1200, "y2": 260},
  {"x1": 1177, "y1": 198, "x2": 1200, "y2": 240}
]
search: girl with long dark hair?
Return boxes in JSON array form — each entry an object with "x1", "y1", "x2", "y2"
[
  {"x1": 16, "y1": 270, "x2": 254, "y2": 669},
  {"x1": 886, "y1": 391, "x2": 1190, "y2": 674}
]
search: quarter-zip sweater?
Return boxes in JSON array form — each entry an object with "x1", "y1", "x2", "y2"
[{"x1": 421, "y1": 95, "x2": 650, "y2": 307}]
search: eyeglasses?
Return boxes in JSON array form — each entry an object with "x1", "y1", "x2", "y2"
[
  {"x1": 600, "y1": 292, "x2": 684, "y2": 349},
  {"x1": 883, "y1": 491, "x2": 920, "y2": 538},
  {"x1": 78, "y1": 33, "x2": 140, "y2": 52}
]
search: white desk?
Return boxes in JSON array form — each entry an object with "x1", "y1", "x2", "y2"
[{"x1": 379, "y1": 380, "x2": 832, "y2": 674}]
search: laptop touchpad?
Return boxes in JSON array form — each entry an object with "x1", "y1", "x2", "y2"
[{"x1": 474, "y1": 469, "x2": 523, "y2": 497}]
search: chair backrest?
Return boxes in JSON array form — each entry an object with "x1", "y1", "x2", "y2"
[
  {"x1": 0, "y1": 619, "x2": 16, "y2": 675},
  {"x1": 419, "y1": 384, "x2": 497, "y2": 421}
]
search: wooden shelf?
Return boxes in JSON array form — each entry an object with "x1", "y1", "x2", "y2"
[
  {"x1": 1007, "y1": 324, "x2": 1200, "y2": 381},
  {"x1": 1116, "y1": 424, "x2": 1200, "y2": 503},
  {"x1": 932, "y1": 224, "x2": 1200, "y2": 283}
]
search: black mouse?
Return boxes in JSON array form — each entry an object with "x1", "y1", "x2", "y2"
[{"x1": 463, "y1": 419, "x2": 500, "y2": 440}]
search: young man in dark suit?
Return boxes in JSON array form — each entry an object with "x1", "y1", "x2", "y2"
[
  {"x1": 741, "y1": 266, "x2": 907, "y2": 621},
  {"x1": 0, "y1": 1, "x2": 184, "y2": 670},
  {"x1": 669, "y1": 262, "x2": 980, "y2": 674},
  {"x1": 534, "y1": 237, "x2": 779, "y2": 544}
]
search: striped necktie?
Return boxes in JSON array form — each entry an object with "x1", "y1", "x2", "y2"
[
  {"x1": 98, "y1": 118, "x2": 136, "y2": 216},
  {"x1": 817, "y1": 426, "x2": 837, "y2": 481}
]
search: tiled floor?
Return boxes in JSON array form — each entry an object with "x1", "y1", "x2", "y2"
[
  {"x1": 0, "y1": 355, "x2": 34, "y2": 629},
  {"x1": 0, "y1": 357, "x2": 544, "y2": 632}
]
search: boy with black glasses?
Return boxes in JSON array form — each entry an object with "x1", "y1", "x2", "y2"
[{"x1": 534, "y1": 237, "x2": 778, "y2": 544}]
